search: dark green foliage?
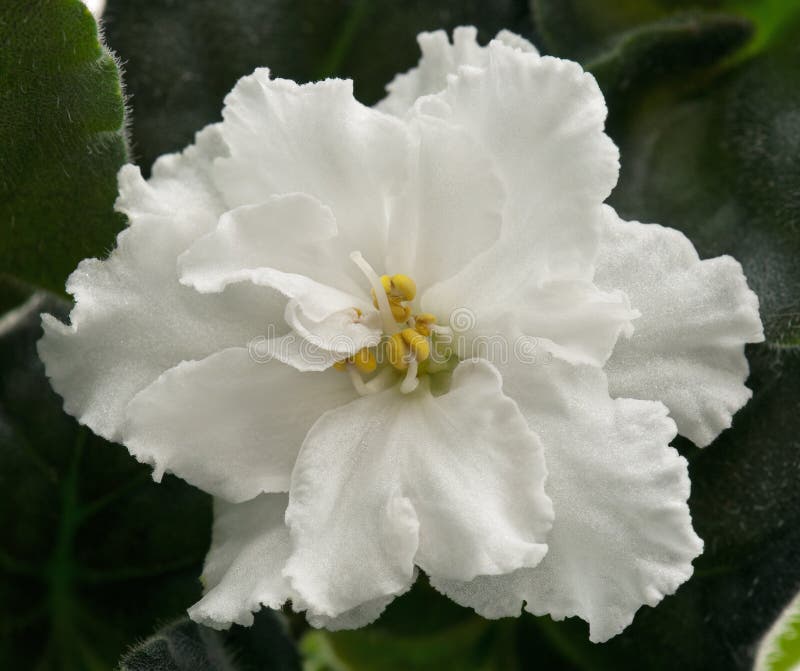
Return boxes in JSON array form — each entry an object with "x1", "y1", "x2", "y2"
[
  {"x1": 118, "y1": 612, "x2": 300, "y2": 671},
  {"x1": 0, "y1": 0, "x2": 128, "y2": 294},
  {"x1": 0, "y1": 294, "x2": 212, "y2": 670},
  {"x1": 605, "y1": 16, "x2": 800, "y2": 346},
  {"x1": 102, "y1": 0, "x2": 532, "y2": 172}
]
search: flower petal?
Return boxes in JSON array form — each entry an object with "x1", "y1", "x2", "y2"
[
  {"x1": 286, "y1": 430, "x2": 420, "y2": 619},
  {"x1": 284, "y1": 359, "x2": 552, "y2": 618},
  {"x1": 423, "y1": 269, "x2": 635, "y2": 368},
  {"x1": 213, "y1": 71, "x2": 411, "y2": 265},
  {"x1": 178, "y1": 193, "x2": 362, "y2": 298},
  {"x1": 595, "y1": 215, "x2": 764, "y2": 446},
  {"x1": 377, "y1": 27, "x2": 538, "y2": 117},
  {"x1": 304, "y1": 594, "x2": 404, "y2": 631},
  {"x1": 432, "y1": 359, "x2": 703, "y2": 643},
  {"x1": 178, "y1": 192, "x2": 383, "y2": 367},
  {"x1": 121, "y1": 348, "x2": 356, "y2": 501},
  {"x1": 406, "y1": 360, "x2": 553, "y2": 581},
  {"x1": 189, "y1": 493, "x2": 400, "y2": 631},
  {"x1": 386, "y1": 114, "x2": 504, "y2": 291},
  {"x1": 38, "y1": 127, "x2": 284, "y2": 441},
  {"x1": 435, "y1": 40, "x2": 619, "y2": 231},
  {"x1": 189, "y1": 494, "x2": 292, "y2": 629},
  {"x1": 283, "y1": 297, "x2": 382, "y2": 362}
]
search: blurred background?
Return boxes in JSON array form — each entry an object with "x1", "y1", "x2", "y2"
[{"x1": 1, "y1": 1, "x2": 799, "y2": 669}]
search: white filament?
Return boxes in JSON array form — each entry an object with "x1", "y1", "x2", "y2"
[
  {"x1": 350, "y1": 251, "x2": 398, "y2": 334},
  {"x1": 400, "y1": 356, "x2": 419, "y2": 394}
]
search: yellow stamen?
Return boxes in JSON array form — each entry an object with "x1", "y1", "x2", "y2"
[
  {"x1": 333, "y1": 360, "x2": 348, "y2": 371},
  {"x1": 390, "y1": 274, "x2": 416, "y2": 301},
  {"x1": 353, "y1": 348, "x2": 377, "y2": 374},
  {"x1": 413, "y1": 313, "x2": 437, "y2": 336},
  {"x1": 387, "y1": 332, "x2": 409, "y2": 370},
  {"x1": 401, "y1": 328, "x2": 430, "y2": 362},
  {"x1": 389, "y1": 299, "x2": 411, "y2": 322}
]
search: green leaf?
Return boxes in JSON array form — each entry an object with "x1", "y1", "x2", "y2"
[
  {"x1": 608, "y1": 25, "x2": 800, "y2": 346},
  {"x1": 103, "y1": 0, "x2": 533, "y2": 171},
  {"x1": 0, "y1": 0, "x2": 128, "y2": 295},
  {"x1": 530, "y1": 0, "x2": 753, "y2": 99},
  {"x1": 585, "y1": 12, "x2": 753, "y2": 99},
  {"x1": 755, "y1": 591, "x2": 800, "y2": 671},
  {"x1": 0, "y1": 294, "x2": 211, "y2": 670},
  {"x1": 531, "y1": 1, "x2": 743, "y2": 58},
  {"x1": 726, "y1": 0, "x2": 800, "y2": 56},
  {"x1": 118, "y1": 612, "x2": 300, "y2": 671},
  {"x1": 301, "y1": 579, "x2": 576, "y2": 671}
]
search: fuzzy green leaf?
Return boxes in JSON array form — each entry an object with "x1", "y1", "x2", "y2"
[
  {"x1": 0, "y1": 294, "x2": 211, "y2": 671},
  {"x1": 0, "y1": 0, "x2": 128, "y2": 294},
  {"x1": 118, "y1": 613, "x2": 300, "y2": 671}
]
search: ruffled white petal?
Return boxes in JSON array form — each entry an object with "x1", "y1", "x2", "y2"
[
  {"x1": 286, "y1": 421, "x2": 421, "y2": 619},
  {"x1": 38, "y1": 127, "x2": 284, "y2": 441},
  {"x1": 377, "y1": 27, "x2": 538, "y2": 117},
  {"x1": 423, "y1": 268, "x2": 635, "y2": 368},
  {"x1": 433, "y1": 359, "x2": 703, "y2": 643},
  {"x1": 418, "y1": 48, "x2": 626, "y2": 363},
  {"x1": 121, "y1": 348, "x2": 356, "y2": 501},
  {"x1": 433, "y1": 41, "x2": 618, "y2": 234},
  {"x1": 285, "y1": 360, "x2": 552, "y2": 618},
  {"x1": 179, "y1": 193, "x2": 362, "y2": 298},
  {"x1": 178, "y1": 192, "x2": 382, "y2": 367},
  {"x1": 304, "y1": 596, "x2": 399, "y2": 631},
  {"x1": 189, "y1": 494, "x2": 404, "y2": 631},
  {"x1": 213, "y1": 71, "x2": 411, "y2": 266},
  {"x1": 386, "y1": 114, "x2": 504, "y2": 291},
  {"x1": 595, "y1": 215, "x2": 764, "y2": 447},
  {"x1": 189, "y1": 494, "x2": 292, "y2": 629}
]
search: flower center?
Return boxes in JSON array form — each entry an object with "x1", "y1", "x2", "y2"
[{"x1": 336, "y1": 252, "x2": 456, "y2": 395}]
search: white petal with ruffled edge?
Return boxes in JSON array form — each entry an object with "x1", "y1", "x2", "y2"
[
  {"x1": 179, "y1": 193, "x2": 362, "y2": 298},
  {"x1": 189, "y1": 494, "x2": 293, "y2": 629},
  {"x1": 121, "y1": 348, "x2": 357, "y2": 501},
  {"x1": 385, "y1": 113, "x2": 504, "y2": 291},
  {"x1": 189, "y1": 494, "x2": 409, "y2": 631},
  {"x1": 595, "y1": 214, "x2": 764, "y2": 446},
  {"x1": 38, "y1": 127, "x2": 285, "y2": 441},
  {"x1": 432, "y1": 41, "x2": 618, "y2": 232},
  {"x1": 213, "y1": 71, "x2": 411, "y2": 266},
  {"x1": 423, "y1": 263, "x2": 636, "y2": 367},
  {"x1": 432, "y1": 359, "x2": 703, "y2": 643},
  {"x1": 377, "y1": 27, "x2": 538, "y2": 117},
  {"x1": 178, "y1": 192, "x2": 382, "y2": 366},
  {"x1": 285, "y1": 360, "x2": 552, "y2": 619},
  {"x1": 303, "y1": 593, "x2": 406, "y2": 631}
]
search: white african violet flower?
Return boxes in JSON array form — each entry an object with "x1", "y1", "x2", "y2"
[{"x1": 38, "y1": 26, "x2": 764, "y2": 642}]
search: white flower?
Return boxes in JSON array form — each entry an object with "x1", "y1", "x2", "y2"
[{"x1": 38, "y1": 26, "x2": 764, "y2": 642}]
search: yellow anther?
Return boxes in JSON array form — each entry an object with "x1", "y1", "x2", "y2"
[
  {"x1": 333, "y1": 360, "x2": 348, "y2": 371},
  {"x1": 386, "y1": 332, "x2": 409, "y2": 370},
  {"x1": 401, "y1": 328, "x2": 430, "y2": 362},
  {"x1": 390, "y1": 274, "x2": 416, "y2": 301},
  {"x1": 390, "y1": 299, "x2": 411, "y2": 322},
  {"x1": 353, "y1": 348, "x2": 377, "y2": 374},
  {"x1": 413, "y1": 313, "x2": 437, "y2": 336},
  {"x1": 370, "y1": 273, "x2": 416, "y2": 305}
]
